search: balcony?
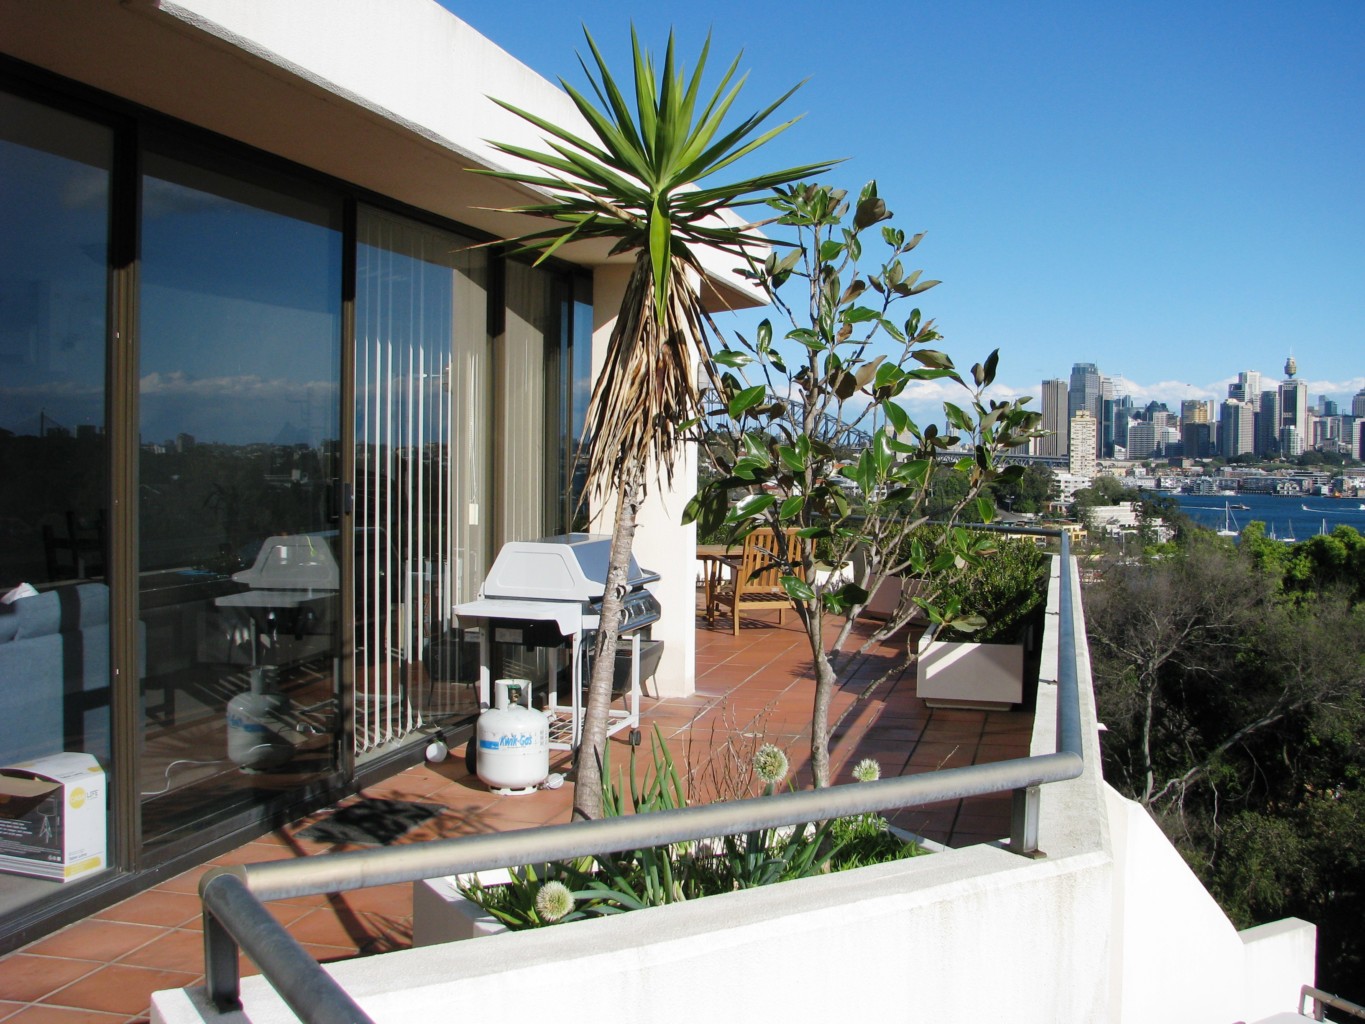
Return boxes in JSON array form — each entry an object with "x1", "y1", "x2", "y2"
[{"x1": 0, "y1": 551, "x2": 1316, "y2": 1023}]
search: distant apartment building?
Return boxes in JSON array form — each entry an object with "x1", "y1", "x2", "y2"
[
  {"x1": 1353, "y1": 387, "x2": 1365, "y2": 418},
  {"x1": 1036, "y1": 378, "x2": 1068, "y2": 457},
  {"x1": 1068, "y1": 410, "x2": 1097, "y2": 478},
  {"x1": 1125, "y1": 421, "x2": 1158, "y2": 459}
]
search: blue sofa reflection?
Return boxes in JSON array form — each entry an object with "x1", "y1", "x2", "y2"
[{"x1": 0, "y1": 583, "x2": 142, "y2": 766}]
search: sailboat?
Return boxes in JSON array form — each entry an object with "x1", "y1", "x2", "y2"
[{"x1": 1216, "y1": 501, "x2": 1239, "y2": 538}]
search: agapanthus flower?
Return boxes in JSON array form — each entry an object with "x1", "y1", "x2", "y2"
[
  {"x1": 535, "y1": 880, "x2": 574, "y2": 923},
  {"x1": 753, "y1": 744, "x2": 789, "y2": 786},
  {"x1": 852, "y1": 758, "x2": 882, "y2": 783}
]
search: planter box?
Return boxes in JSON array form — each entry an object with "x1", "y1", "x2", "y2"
[
  {"x1": 412, "y1": 826, "x2": 930, "y2": 946},
  {"x1": 915, "y1": 624, "x2": 1023, "y2": 710},
  {"x1": 412, "y1": 869, "x2": 511, "y2": 945}
]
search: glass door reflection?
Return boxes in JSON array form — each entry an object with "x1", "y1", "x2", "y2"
[{"x1": 136, "y1": 148, "x2": 343, "y2": 847}]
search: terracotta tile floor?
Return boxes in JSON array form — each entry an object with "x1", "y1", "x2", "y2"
[{"x1": 0, "y1": 601, "x2": 1032, "y2": 1023}]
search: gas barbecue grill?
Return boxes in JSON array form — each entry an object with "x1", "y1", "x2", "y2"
[{"x1": 453, "y1": 534, "x2": 662, "y2": 752}]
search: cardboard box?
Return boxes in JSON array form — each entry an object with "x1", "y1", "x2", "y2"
[{"x1": 0, "y1": 752, "x2": 107, "y2": 882}]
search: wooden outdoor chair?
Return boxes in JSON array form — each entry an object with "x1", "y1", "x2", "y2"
[{"x1": 709, "y1": 527, "x2": 805, "y2": 636}]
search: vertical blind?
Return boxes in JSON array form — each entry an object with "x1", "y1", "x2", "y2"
[{"x1": 354, "y1": 207, "x2": 487, "y2": 754}]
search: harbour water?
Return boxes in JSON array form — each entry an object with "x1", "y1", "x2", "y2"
[{"x1": 1161, "y1": 492, "x2": 1365, "y2": 541}]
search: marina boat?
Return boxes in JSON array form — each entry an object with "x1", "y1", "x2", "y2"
[{"x1": 1216, "y1": 502, "x2": 1239, "y2": 538}]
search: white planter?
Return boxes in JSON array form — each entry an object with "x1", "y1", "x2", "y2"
[
  {"x1": 412, "y1": 869, "x2": 511, "y2": 945},
  {"x1": 411, "y1": 828, "x2": 930, "y2": 946},
  {"x1": 915, "y1": 623, "x2": 1024, "y2": 710}
]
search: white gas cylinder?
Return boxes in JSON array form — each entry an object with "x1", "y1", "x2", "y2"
[
  {"x1": 227, "y1": 691, "x2": 295, "y2": 772},
  {"x1": 475, "y1": 680, "x2": 549, "y2": 794}
]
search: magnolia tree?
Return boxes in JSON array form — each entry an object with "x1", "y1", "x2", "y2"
[{"x1": 688, "y1": 182, "x2": 1044, "y2": 788}]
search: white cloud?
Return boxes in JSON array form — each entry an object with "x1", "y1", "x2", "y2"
[{"x1": 140, "y1": 372, "x2": 335, "y2": 400}]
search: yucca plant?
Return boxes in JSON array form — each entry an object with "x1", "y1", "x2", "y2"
[{"x1": 481, "y1": 27, "x2": 835, "y2": 818}]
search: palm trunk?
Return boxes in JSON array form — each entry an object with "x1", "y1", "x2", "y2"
[{"x1": 572, "y1": 464, "x2": 643, "y2": 820}]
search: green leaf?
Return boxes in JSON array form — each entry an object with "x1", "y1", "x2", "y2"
[
  {"x1": 912, "y1": 349, "x2": 954, "y2": 370},
  {"x1": 780, "y1": 575, "x2": 816, "y2": 602},
  {"x1": 882, "y1": 401, "x2": 909, "y2": 434},
  {"x1": 713, "y1": 349, "x2": 751, "y2": 368},
  {"x1": 853, "y1": 196, "x2": 889, "y2": 230},
  {"x1": 734, "y1": 493, "x2": 776, "y2": 519},
  {"x1": 729, "y1": 384, "x2": 767, "y2": 418},
  {"x1": 943, "y1": 402, "x2": 972, "y2": 432},
  {"x1": 947, "y1": 613, "x2": 987, "y2": 634},
  {"x1": 777, "y1": 445, "x2": 806, "y2": 473},
  {"x1": 822, "y1": 582, "x2": 870, "y2": 614},
  {"x1": 841, "y1": 305, "x2": 881, "y2": 324},
  {"x1": 779, "y1": 494, "x2": 805, "y2": 520},
  {"x1": 982, "y1": 349, "x2": 1000, "y2": 387},
  {"x1": 819, "y1": 239, "x2": 844, "y2": 263}
]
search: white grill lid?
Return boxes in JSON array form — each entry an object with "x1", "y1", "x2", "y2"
[{"x1": 479, "y1": 534, "x2": 658, "y2": 603}]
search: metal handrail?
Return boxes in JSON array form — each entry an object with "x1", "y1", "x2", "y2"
[
  {"x1": 199, "y1": 530, "x2": 1086, "y2": 1022},
  {"x1": 1301, "y1": 984, "x2": 1365, "y2": 1021}
]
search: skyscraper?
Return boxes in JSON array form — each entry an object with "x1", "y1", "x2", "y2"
[
  {"x1": 1228, "y1": 370, "x2": 1262, "y2": 404},
  {"x1": 1352, "y1": 387, "x2": 1365, "y2": 418},
  {"x1": 1219, "y1": 399, "x2": 1256, "y2": 458},
  {"x1": 1257, "y1": 389, "x2": 1280, "y2": 456},
  {"x1": 1278, "y1": 356, "x2": 1308, "y2": 454},
  {"x1": 1180, "y1": 399, "x2": 1213, "y2": 424},
  {"x1": 1068, "y1": 363, "x2": 1103, "y2": 457},
  {"x1": 1037, "y1": 379, "x2": 1068, "y2": 458}
]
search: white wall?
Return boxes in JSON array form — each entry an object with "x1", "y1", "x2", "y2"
[{"x1": 589, "y1": 268, "x2": 697, "y2": 698}]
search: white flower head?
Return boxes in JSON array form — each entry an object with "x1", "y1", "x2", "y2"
[
  {"x1": 753, "y1": 744, "x2": 789, "y2": 786},
  {"x1": 535, "y1": 880, "x2": 574, "y2": 923},
  {"x1": 852, "y1": 758, "x2": 881, "y2": 783}
]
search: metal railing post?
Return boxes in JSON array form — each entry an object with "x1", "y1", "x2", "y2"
[
  {"x1": 202, "y1": 887, "x2": 241, "y2": 1013},
  {"x1": 202, "y1": 871, "x2": 375, "y2": 1023},
  {"x1": 1010, "y1": 785, "x2": 1042, "y2": 856}
]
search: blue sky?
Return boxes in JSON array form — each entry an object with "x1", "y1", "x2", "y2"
[{"x1": 449, "y1": 1, "x2": 1365, "y2": 420}]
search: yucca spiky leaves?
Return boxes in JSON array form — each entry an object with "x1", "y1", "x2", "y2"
[{"x1": 480, "y1": 26, "x2": 837, "y2": 498}]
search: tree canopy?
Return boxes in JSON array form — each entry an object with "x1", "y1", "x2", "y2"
[{"x1": 1086, "y1": 521, "x2": 1365, "y2": 997}]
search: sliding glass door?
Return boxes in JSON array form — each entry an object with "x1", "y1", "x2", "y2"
[
  {"x1": 0, "y1": 91, "x2": 114, "y2": 913},
  {"x1": 136, "y1": 145, "x2": 344, "y2": 847}
]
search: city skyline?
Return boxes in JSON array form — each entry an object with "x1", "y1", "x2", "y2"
[{"x1": 1038, "y1": 354, "x2": 1365, "y2": 463}]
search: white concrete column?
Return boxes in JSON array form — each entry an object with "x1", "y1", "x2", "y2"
[{"x1": 590, "y1": 266, "x2": 696, "y2": 699}]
